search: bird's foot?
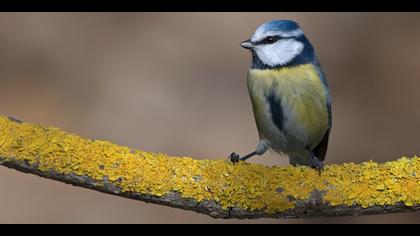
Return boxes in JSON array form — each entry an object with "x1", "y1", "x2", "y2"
[
  {"x1": 310, "y1": 156, "x2": 324, "y2": 176},
  {"x1": 228, "y1": 152, "x2": 240, "y2": 163}
]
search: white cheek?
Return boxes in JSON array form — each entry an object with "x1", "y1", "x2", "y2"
[{"x1": 255, "y1": 40, "x2": 304, "y2": 67}]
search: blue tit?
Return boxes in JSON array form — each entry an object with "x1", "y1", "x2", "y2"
[{"x1": 229, "y1": 20, "x2": 332, "y2": 172}]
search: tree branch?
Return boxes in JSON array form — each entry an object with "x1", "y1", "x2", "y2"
[{"x1": 0, "y1": 115, "x2": 418, "y2": 219}]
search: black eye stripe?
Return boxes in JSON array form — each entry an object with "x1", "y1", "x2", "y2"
[
  {"x1": 265, "y1": 36, "x2": 276, "y2": 44},
  {"x1": 254, "y1": 35, "x2": 295, "y2": 45}
]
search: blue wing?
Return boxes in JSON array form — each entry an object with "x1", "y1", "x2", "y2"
[
  {"x1": 312, "y1": 61, "x2": 332, "y2": 161},
  {"x1": 312, "y1": 110, "x2": 331, "y2": 161}
]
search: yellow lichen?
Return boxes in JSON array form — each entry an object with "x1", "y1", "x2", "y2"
[{"x1": 0, "y1": 116, "x2": 418, "y2": 213}]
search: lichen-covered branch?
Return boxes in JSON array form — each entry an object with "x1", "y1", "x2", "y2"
[{"x1": 0, "y1": 115, "x2": 418, "y2": 219}]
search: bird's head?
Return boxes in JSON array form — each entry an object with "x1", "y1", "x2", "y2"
[{"x1": 241, "y1": 20, "x2": 315, "y2": 69}]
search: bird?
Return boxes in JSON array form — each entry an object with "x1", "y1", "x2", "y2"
[{"x1": 229, "y1": 20, "x2": 332, "y2": 172}]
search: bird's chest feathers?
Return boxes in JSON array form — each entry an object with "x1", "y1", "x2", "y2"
[{"x1": 248, "y1": 64, "x2": 328, "y2": 143}]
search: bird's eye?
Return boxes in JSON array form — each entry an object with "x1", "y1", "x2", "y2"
[{"x1": 265, "y1": 36, "x2": 276, "y2": 44}]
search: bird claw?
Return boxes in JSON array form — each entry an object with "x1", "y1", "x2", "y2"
[
  {"x1": 228, "y1": 152, "x2": 240, "y2": 163},
  {"x1": 310, "y1": 156, "x2": 324, "y2": 176}
]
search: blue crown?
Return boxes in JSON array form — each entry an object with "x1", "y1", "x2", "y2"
[{"x1": 258, "y1": 20, "x2": 301, "y2": 32}]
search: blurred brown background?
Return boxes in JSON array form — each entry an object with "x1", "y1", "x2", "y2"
[{"x1": 0, "y1": 12, "x2": 419, "y2": 223}]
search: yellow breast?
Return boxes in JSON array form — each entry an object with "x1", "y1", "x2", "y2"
[{"x1": 248, "y1": 64, "x2": 329, "y2": 146}]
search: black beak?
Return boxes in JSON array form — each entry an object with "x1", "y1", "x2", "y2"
[{"x1": 240, "y1": 39, "x2": 253, "y2": 49}]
